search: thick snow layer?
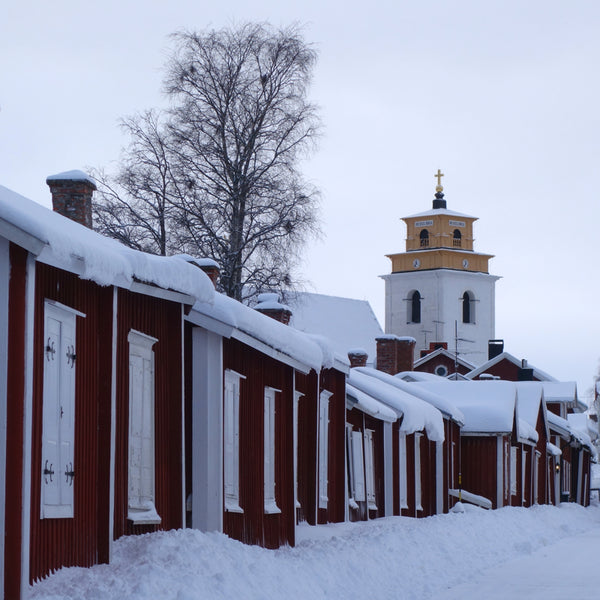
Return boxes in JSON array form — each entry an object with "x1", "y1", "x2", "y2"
[
  {"x1": 349, "y1": 369, "x2": 445, "y2": 441},
  {"x1": 542, "y1": 381, "x2": 578, "y2": 403},
  {"x1": 192, "y1": 293, "x2": 338, "y2": 372},
  {"x1": 0, "y1": 185, "x2": 214, "y2": 302},
  {"x1": 29, "y1": 504, "x2": 600, "y2": 600},
  {"x1": 411, "y1": 380, "x2": 516, "y2": 434},
  {"x1": 46, "y1": 170, "x2": 97, "y2": 185},
  {"x1": 346, "y1": 383, "x2": 397, "y2": 423},
  {"x1": 288, "y1": 292, "x2": 383, "y2": 366},
  {"x1": 403, "y1": 206, "x2": 476, "y2": 219}
]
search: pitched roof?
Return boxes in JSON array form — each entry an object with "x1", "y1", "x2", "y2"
[
  {"x1": 465, "y1": 351, "x2": 557, "y2": 382},
  {"x1": 288, "y1": 292, "x2": 383, "y2": 365}
]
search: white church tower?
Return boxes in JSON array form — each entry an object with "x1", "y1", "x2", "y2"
[{"x1": 381, "y1": 170, "x2": 500, "y2": 365}]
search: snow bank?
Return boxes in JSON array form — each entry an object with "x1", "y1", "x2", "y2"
[
  {"x1": 30, "y1": 504, "x2": 600, "y2": 600},
  {"x1": 0, "y1": 185, "x2": 214, "y2": 302}
]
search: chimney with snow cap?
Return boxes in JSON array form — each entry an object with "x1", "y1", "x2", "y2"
[
  {"x1": 174, "y1": 255, "x2": 221, "y2": 289},
  {"x1": 46, "y1": 170, "x2": 96, "y2": 229},
  {"x1": 255, "y1": 293, "x2": 292, "y2": 325},
  {"x1": 348, "y1": 348, "x2": 368, "y2": 368},
  {"x1": 376, "y1": 335, "x2": 416, "y2": 375}
]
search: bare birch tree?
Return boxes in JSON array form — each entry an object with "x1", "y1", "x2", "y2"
[{"x1": 93, "y1": 23, "x2": 321, "y2": 301}]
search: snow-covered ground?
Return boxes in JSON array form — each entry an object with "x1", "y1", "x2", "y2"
[{"x1": 30, "y1": 502, "x2": 600, "y2": 600}]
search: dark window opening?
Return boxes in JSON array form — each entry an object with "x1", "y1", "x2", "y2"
[
  {"x1": 420, "y1": 229, "x2": 429, "y2": 247},
  {"x1": 411, "y1": 291, "x2": 421, "y2": 323},
  {"x1": 462, "y1": 292, "x2": 471, "y2": 323},
  {"x1": 453, "y1": 229, "x2": 462, "y2": 247}
]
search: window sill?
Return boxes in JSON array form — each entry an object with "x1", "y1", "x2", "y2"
[
  {"x1": 264, "y1": 501, "x2": 281, "y2": 515},
  {"x1": 128, "y1": 503, "x2": 161, "y2": 525}
]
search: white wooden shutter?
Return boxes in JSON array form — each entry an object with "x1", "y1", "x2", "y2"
[
  {"x1": 398, "y1": 433, "x2": 408, "y2": 509},
  {"x1": 510, "y1": 447, "x2": 517, "y2": 495},
  {"x1": 318, "y1": 391, "x2": 332, "y2": 509},
  {"x1": 224, "y1": 370, "x2": 244, "y2": 513},
  {"x1": 351, "y1": 430, "x2": 366, "y2": 502},
  {"x1": 41, "y1": 303, "x2": 78, "y2": 519},
  {"x1": 415, "y1": 433, "x2": 423, "y2": 512},
  {"x1": 127, "y1": 330, "x2": 160, "y2": 525},
  {"x1": 364, "y1": 429, "x2": 377, "y2": 510},
  {"x1": 264, "y1": 387, "x2": 281, "y2": 514}
]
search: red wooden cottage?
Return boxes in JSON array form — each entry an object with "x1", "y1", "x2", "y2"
[
  {"x1": 0, "y1": 173, "x2": 214, "y2": 599},
  {"x1": 185, "y1": 291, "x2": 349, "y2": 548},
  {"x1": 348, "y1": 368, "x2": 445, "y2": 518}
]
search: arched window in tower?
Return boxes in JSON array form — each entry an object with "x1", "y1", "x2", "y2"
[
  {"x1": 453, "y1": 229, "x2": 462, "y2": 247},
  {"x1": 410, "y1": 290, "x2": 421, "y2": 323},
  {"x1": 462, "y1": 291, "x2": 476, "y2": 324},
  {"x1": 420, "y1": 229, "x2": 429, "y2": 247}
]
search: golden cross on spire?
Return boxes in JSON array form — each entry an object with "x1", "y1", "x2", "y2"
[{"x1": 434, "y1": 169, "x2": 444, "y2": 192}]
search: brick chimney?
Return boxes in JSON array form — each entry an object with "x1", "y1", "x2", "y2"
[
  {"x1": 348, "y1": 348, "x2": 368, "y2": 368},
  {"x1": 46, "y1": 170, "x2": 96, "y2": 228},
  {"x1": 255, "y1": 293, "x2": 292, "y2": 325},
  {"x1": 376, "y1": 335, "x2": 416, "y2": 375}
]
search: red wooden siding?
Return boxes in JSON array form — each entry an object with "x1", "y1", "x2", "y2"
[
  {"x1": 472, "y1": 359, "x2": 542, "y2": 382},
  {"x1": 5, "y1": 244, "x2": 28, "y2": 598},
  {"x1": 29, "y1": 264, "x2": 113, "y2": 583},
  {"x1": 295, "y1": 370, "x2": 317, "y2": 525},
  {"x1": 415, "y1": 354, "x2": 471, "y2": 377},
  {"x1": 460, "y1": 436, "x2": 498, "y2": 508},
  {"x1": 114, "y1": 289, "x2": 183, "y2": 539},
  {"x1": 222, "y1": 337, "x2": 295, "y2": 549}
]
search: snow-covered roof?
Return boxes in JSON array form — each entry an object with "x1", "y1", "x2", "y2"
[
  {"x1": 0, "y1": 184, "x2": 214, "y2": 303},
  {"x1": 466, "y1": 352, "x2": 557, "y2": 382},
  {"x1": 254, "y1": 292, "x2": 291, "y2": 312},
  {"x1": 515, "y1": 382, "x2": 547, "y2": 441},
  {"x1": 410, "y1": 380, "x2": 517, "y2": 434},
  {"x1": 396, "y1": 371, "x2": 443, "y2": 382},
  {"x1": 288, "y1": 292, "x2": 383, "y2": 367},
  {"x1": 548, "y1": 412, "x2": 596, "y2": 454},
  {"x1": 547, "y1": 442, "x2": 562, "y2": 457},
  {"x1": 403, "y1": 207, "x2": 476, "y2": 220},
  {"x1": 348, "y1": 369, "x2": 445, "y2": 441},
  {"x1": 568, "y1": 413, "x2": 598, "y2": 444},
  {"x1": 356, "y1": 367, "x2": 464, "y2": 425},
  {"x1": 189, "y1": 293, "x2": 347, "y2": 374},
  {"x1": 346, "y1": 383, "x2": 397, "y2": 423}
]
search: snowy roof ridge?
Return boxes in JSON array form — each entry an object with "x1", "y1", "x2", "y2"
[
  {"x1": 466, "y1": 351, "x2": 557, "y2": 382},
  {"x1": 403, "y1": 207, "x2": 476, "y2": 220},
  {"x1": 0, "y1": 184, "x2": 214, "y2": 303},
  {"x1": 349, "y1": 368, "x2": 445, "y2": 441},
  {"x1": 346, "y1": 383, "x2": 397, "y2": 423},
  {"x1": 413, "y1": 348, "x2": 477, "y2": 370}
]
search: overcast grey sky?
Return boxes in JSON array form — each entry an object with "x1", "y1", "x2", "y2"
[{"x1": 2, "y1": 0, "x2": 599, "y2": 398}]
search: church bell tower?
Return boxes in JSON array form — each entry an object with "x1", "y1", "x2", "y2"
[{"x1": 381, "y1": 170, "x2": 500, "y2": 365}]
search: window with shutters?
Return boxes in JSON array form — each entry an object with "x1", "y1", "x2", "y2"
[
  {"x1": 127, "y1": 330, "x2": 161, "y2": 525},
  {"x1": 224, "y1": 369, "x2": 245, "y2": 513},
  {"x1": 364, "y1": 429, "x2": 377, "y2": 511},
  {"x1": 318, "y1": 390, "x2": 332, "y2": 509},
  {"x1": 264, "y1": 386, "x2": 281, "y2": 514},
  {"x1": 41, "y1": 301, "x2": 83, "y2": 519}
]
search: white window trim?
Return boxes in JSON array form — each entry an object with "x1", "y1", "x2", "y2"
[
  {"x1": 435, "y1": 441, "x2": 444, "y2": 514},
  {"x1": 318, "y1": 390, "x2": 333, "y2": 510},
  {"x1": 224, "y1": 369, "x2": 245, "y2": 514},
  {"x1": 364, "y1": 429, "x2": 377, "y2": 511},
  {"x1": 510, "y1": 446, "x2": 517, "y2": 495},
  {"x1": 264, "y1": 386, "x2": 281, "y2": 515},
  {"x1": 398, "y1": 433, "x2": 408, "y2": 510},
  {"x1": 351, "y1": 429, "x2": 366, "y2": 503},
  {"x1": 415, "y1": 433, "x2": 423, "y2": 512},
  {"x1": 534, "y1": 450, "x2": 541, "y2": 505},
  {"x1": 127, "y1": 329, "x2": 161, "y2": 525},
  {"x1": 346, "y1": 424, "x2": 359, "y2": 509},
  {"x1": 41, "y1": 301, "x2": 82, "y2": 519}
]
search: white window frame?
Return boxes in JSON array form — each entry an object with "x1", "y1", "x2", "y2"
[
  {"x1": 127, "y1": 329, "x2": 161, "y2": 525},
  {"x1": 351, "y1": 429, "x2": 366, "y2": 502},
  {"x1": 398, "y1": 433, "x2": 408, "y2": 510},
  {"x1": 293, "y1": 390, "x2": 303, "y2": 510},
  {"x1": 435, "y1": 441, "x2": 444, "y2": 514},
  {"x1": 510, "y1": 446, "x2": 517, "y2": 495},
  {"x1": 534, "y1": 450, "x2": 541, "y2": 505},
  {"x1": 41, "y1": 301, "x2": 84, "y2": 519},
  {"x1": 264, "y1": 386, "x2": 281, "y2": 514},
  {"x1": 318, "y1": 390, "x2": 333, "y2": 509},
  {"x1": 364, "y1": 429, "x2": 377, "y2": 511},
  {"x1": 415, "y1": 433, "x2": 423, "y2": 512},
  {"x1": 224, "y1": 369, "x2": 245, "y2": 514}
]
